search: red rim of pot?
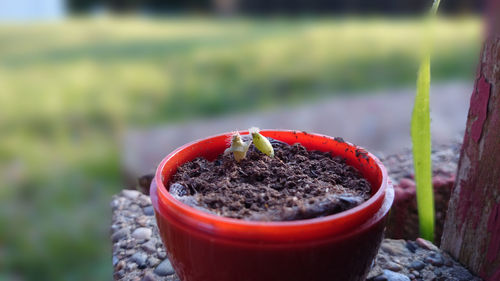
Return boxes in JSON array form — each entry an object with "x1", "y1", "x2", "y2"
[{"x1": 154, "y1": 130, "x2": 389, "y2": 243}]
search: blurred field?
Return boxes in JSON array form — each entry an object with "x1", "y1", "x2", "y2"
[{"x1": 0, "y1": 17, "x2": 480, "y2": 280}]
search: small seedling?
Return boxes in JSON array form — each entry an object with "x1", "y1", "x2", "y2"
[
  {"x1": 225, "y1": 127, "x2": 275, "y2": 161},
  {"x1": 224, "y1": 132, "x2": 252, "y2": 162},
  {"x1": 249, "y1": 127, "x2": 274, "y2": 157}
]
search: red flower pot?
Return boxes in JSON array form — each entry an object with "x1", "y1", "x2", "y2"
[{"x1": 151, "y1": 130, "x2": 394, "y2": 281}]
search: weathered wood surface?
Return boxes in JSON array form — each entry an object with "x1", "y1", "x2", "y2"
[{"x1": 441, "y1": 12, "x2": 500, "y2": 281}]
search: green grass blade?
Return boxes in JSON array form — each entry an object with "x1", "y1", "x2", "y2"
[{"x1": 411, "y1": 0, "x2": 441, "y2": 242}]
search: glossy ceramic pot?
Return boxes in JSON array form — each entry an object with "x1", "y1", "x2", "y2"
[{"x1": 151, "y1": 130, "x2": 394, "y2": 281}]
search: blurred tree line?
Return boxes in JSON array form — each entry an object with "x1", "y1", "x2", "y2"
[{"x1": 69, "y1": 0, "x2": 480, "y2": 15}]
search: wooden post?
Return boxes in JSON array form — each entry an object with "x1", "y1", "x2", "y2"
[{"x1": 440, "y1": 4, "x2": 500, "y2": 280}]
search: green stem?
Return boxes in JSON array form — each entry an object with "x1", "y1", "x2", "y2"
[{"x1": 411, "y1": 0, "x2": 441, "y2": 242}]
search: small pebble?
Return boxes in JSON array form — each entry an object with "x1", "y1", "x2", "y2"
[
  {"x1": 125, "y1": 240, "x2": 136, "y2": 249},
  {"x1": 143, "y1": 206, "x2": 155, "y2": 216},
  {"x1": 416, "y1": 238, "x2": 438, "y2": 251},
  {"x1": 112, "y1": 228, "x2": 128, "y2": 242},
  {"x1": 111, "y1": 224, "x2": 120, "y2": 232},
  {"x1": 434, "y1": 268, "x2": 442, "y2": 276},
  {"x1": 132, "y1": 227, "x2": 152, "y2": 240},
  {"x1": 112, "y1": 255, "x2": 119, "y2": 266},
  {"x1": 111, "y1": 197, "x2": 126, "y2": 210},
  {"x1": 154, "y1": 259, "x2": 175, "y2": 276},
  {"x1": 130, "y1": 204, "x2": 142, "y2": 213},
  {"x1": 373, "y1": 275, "x2": 388, "y2": 281},
  {"x1": 138, "y1": 196, "x2": 152, "y2": 207},
  {"x1": 409, "y1": 260, "x2": 426, "y2": 270},
  {"x1": 130, "y1": 252, "x2": 148, "y2": 269},
  {"x1": 141, "y1": 240, "x2": 157, "y2": 254},
  {"x1": 123, "y1": 189, "x2": 141, "y2": 199},
  {"x1": 136, "y1": 216, "x2": 149, "y2": 227},
  {"x1": 444, "y1": 257, "x2": 453, "y2": 267},
  {"x1": 136, "y1": 239, "x2": 148, "y2": 245},
  {"x1": 127, "y1": 262, "x2": 138, "y2": 271},
  {"x1": 383, "y1": 270, "x2": 410, "y2": 281},
  {"x1": 405, "y1": 241, "x2": 417, "y2": 253},
  {"x1": 142, "y1": 272, "x2": 157, "y2": 281},
  {"x1": 158, "y1": 251, "x2": 167, "y2": 259},
  {"x1": 148, "y1": 257, "x2": 161, "y2": 267},
  {"x1": 450, "y1": 267, "x2": 474, "y2": 281},
  {"x1": 381, "y1": 244, "x2": 396, "y2": 255},
  {"x1": 116, "y1": 260, "x2": 125, "y2": 271},
  {"x1": 385, "y1": 262, "x2": 402, "y2": 272},
  {"x1": 113, "y1": 270, "x2": 125, "y2": 279},
  {"x1": 425, "y1": 253, "x2": 444, "y2": 267},
  {"x1": 421, "y1": 270, "x2": 436, "y2": 280}
]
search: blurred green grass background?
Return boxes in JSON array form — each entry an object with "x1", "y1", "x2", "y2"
[{"x1": 0, "y1": 17, "x2": 480, "y2": 280}]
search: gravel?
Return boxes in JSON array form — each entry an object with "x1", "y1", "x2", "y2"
[
  {"x1": 111, "y1": 189, "x2": 179, "y2": 281},
  {"x1": 366, "y1": 239, "x2": 481, "y2": 281}
]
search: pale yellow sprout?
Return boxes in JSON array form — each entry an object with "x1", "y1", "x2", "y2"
[
  {"x1": 224, "y1": 132, "x2": 251, "y2": 162},
  {"x1": 249, "y1": 127, "x2": 274, "y2": 157}
]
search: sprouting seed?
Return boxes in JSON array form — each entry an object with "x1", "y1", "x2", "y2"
[
  {"x1": 224, "y1": 132, "x2": 251, "y2": 162},
  {"x1": 249, "y1": 127, "x2": 274, "y2": 157}
]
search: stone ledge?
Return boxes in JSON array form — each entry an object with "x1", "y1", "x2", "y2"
[{"x1": 111, "y1": 189, "x2": 481, "y2": 281}]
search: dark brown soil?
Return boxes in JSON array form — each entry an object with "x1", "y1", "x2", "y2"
[{"x1": 168, "y1": 141, "x2": 372, "y2": 221}]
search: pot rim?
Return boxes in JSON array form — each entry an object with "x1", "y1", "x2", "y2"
[{"x1": 153, "y1": 130, "x2": 391, "y2": 242}]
